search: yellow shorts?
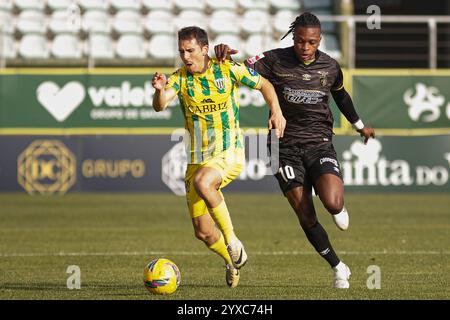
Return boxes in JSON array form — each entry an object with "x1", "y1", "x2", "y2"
[{"x1": 185, "y1": 149, "x2": 244, "y2": 218}]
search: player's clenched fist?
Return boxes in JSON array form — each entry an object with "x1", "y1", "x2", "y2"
[{"x1": 152, "y1": 72, "x2": 167, "y2": 90}]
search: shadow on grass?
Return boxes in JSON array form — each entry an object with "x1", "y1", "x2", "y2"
[
  {"x1": 2, "y1": 283, "x2": 67, "y2": 291},
  {"x1": 1, "y1": 281, "x2": 326, "y2": 300},
  {"x1": 1, "y1": 282, "x2": 150, "y2": 299},
  {"x1": 3, "y1": 281, "x2": 322, "y2": 290},
  {"x1": 180, "y1": 282, "x2": 323, "y2": 289}
]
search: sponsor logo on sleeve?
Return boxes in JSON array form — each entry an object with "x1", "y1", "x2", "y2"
[
  {"x1": 246, "y1": 53, "x2": 265, "y2": 65},
  {"x1": 246, "y1": 66, "x2": 258, "y2": 77}
]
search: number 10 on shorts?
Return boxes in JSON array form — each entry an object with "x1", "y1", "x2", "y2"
[{"x1": 279, "y1": 165, "x2": 295, "y2": 181}]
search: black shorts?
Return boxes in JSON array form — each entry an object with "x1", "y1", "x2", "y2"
[{"x1": 274, "y1": 142, "x2": 343, "y2": 194}]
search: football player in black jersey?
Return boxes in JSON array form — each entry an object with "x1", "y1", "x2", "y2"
[{"x1": 215, "y1": 12, "x2": 375, "y2": 288}]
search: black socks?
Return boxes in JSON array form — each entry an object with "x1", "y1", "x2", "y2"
[{"x1": 302, "y1": 222, "x2": 340, "y2": 268}]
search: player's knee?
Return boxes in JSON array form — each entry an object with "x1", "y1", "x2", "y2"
[
  {"x1": 193, "y1": 176, "x2": 210, "y2": 198},
  {"x1": 193, "y1": 173, "x2": 215, "y2": 199},
  {"x1": 324, "y1": 197, "x2": 344, "y2": 215}
]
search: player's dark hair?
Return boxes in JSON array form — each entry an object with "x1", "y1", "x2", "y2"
[
  {"x1": 281, "y1": 12, "x2": 321, "y2": 40},
  {"x1": 178, "y1": 26, "x2": 209, "y2": 47}
]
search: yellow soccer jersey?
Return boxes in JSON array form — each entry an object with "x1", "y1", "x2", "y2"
[{"x1": 166, "y1": 58, "x2": 262, "y2": 164}]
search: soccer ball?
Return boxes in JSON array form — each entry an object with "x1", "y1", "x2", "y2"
[{"x1": 143, "y1": 258, "x2": 181, "y2": 295}]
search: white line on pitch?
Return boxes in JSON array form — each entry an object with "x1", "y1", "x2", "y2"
[{"x1": 0, "y1": 250, "x2": 448, "y2": 257}]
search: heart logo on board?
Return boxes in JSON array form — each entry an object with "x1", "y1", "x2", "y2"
[{"x1": 37, "y1": 81, "x2": 85, "y2": 122}]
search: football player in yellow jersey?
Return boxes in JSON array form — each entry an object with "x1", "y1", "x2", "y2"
[{"x1": 152, "y1": 26, "x2": 286, "y2": 288}]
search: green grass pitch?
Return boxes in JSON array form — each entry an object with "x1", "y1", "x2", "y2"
[{"x1": 0, "y1": 193, "x2": 448, "y2": 300}]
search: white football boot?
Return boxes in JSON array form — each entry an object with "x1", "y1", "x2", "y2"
[
  {"x1": 226, "y1": 239, "x2": 248, "y2": 269},
  {"x1": 333, "y1": 261, "x2": 351, "y2": 289},
  {"x1": 225, "y1": 264, "x2": 240, "y2": 288},
  {"x1": 332, "y1": 208, "x2": 349, "y2": 231}
]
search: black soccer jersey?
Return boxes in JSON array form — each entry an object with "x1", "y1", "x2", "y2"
[{"x1": 246, "y1": 47, "x2": 344, "y2": 147}]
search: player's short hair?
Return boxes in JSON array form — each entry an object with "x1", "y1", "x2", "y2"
[
  {"x1": 281, "y1": 12, "x2": 321, "y2": 40},
  {"x1": 178, "y1": 26, "x2": 209, "y2": 47}
]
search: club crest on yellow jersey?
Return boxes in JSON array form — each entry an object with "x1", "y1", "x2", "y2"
[{"x1": 214, "y1": 78, "x2": 225, "y2": 90}]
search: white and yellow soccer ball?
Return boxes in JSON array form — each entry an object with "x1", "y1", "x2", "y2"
[{"x1": 143, "y1": 258, "x2": 181, "y2": 295}]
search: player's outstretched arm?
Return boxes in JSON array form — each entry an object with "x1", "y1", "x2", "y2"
[
  {"x1": 259, "y1": 78, "x2": 286, "y2": 138},
  {"x1": 152, "y1": 72, "x2": 176, "y2": 111},
  {"x1": 214, "y1": 45, "x2": 285, "y2": 137},
  {"x1": 331, "y1": 87, "x2": 375, "y2": 144}
]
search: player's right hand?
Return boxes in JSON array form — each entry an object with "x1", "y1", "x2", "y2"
[
  {"x1": 152, "y1": 72, "x2": 167, "y2": 90},
  {"x1": 214, "y1": 44, "x2": 239, "y2": 64},
  {"x1": 268, "y1": 111, "x2": 286, "y2": 139},
  {"x1": 357, "y1": 126, "x2": 375, "y2": 144}
]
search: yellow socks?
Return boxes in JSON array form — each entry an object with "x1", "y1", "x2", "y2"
[
  {"x1": 208, "y1": 233, "x2": 232, "y2": 265},
  {"x1": 208, "y1": 200, "x2": 237, "y2": 245}
]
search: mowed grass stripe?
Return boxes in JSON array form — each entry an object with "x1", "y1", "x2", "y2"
[
  {"x1": 0, "y1": 193, "x2": 449, "y2": 300},
  {"x1": 1, "y1": 250, "x2": 449, "y2": 257}
]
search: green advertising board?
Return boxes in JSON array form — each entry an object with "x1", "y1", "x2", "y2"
[
  {"x1": 352, "y1": 70, "x2": 450, "y2": 133},
  {"x1": 0, "y1": 68, "x2": 343, "y2": 133},
  {"x1": 334, "y1": 135, "x2": 450, "y2": 192},
  {"x1": 0, "y1": 70, "x2": 184, "y2": 129},
  {"x1": 3, "y1": 69, "x2": 450, "y2": 135}
]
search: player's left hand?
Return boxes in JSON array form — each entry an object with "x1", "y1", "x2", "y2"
[
  {"x1": 214, "y1": 44, "x2": 239, "y2": 64},
  {"x1": 268, "y1": 111, "x2": 286, "y2": 139},
  {"x1": 357, "y1": 126, "x2": 375, "y2": 144},
  {"x1": 152, "y1": 72, "x2": 167, "y2": 90}
]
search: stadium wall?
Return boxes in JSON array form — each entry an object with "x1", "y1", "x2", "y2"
[{"x1": 0, "y1": 68, "x2": 449, "y2": 194}]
